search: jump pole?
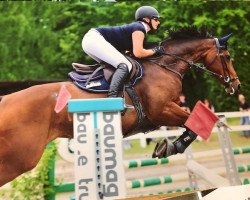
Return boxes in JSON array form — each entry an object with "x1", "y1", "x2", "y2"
[{"x1": 68, "y1": 98, "x2": 126, "y2": 200}]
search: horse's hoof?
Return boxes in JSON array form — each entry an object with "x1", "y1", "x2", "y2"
[
  {"x1": 152, "y1": 138, "x2": 168, "y2": 158},
  {"x1": 152, "y1": 138, "x2": 177, "y2": 158}
]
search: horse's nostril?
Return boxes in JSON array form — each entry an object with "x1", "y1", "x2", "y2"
[{"x1": 238, "y1": 84, "x2": 241, "y2": 91}]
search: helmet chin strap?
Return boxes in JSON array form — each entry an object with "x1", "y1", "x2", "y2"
[{"x1": 142, "y1": 19, "x2": 154, "y2": 32}]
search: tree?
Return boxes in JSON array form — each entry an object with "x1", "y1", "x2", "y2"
[{"x1": 0, "y1": 1, "x2": 249, "y2": 111}]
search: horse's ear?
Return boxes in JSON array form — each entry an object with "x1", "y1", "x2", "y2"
[{"x1": 218, "y1": 33, "x2": 233, "y2": 46}]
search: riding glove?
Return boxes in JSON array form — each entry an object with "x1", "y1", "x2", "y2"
[{"x1": 153, "y1": 46, "x2": 165, "y2": 56}]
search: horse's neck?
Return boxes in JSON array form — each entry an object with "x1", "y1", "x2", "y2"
[{"x1": 188, "y1": 39, "x2": 215, "y2": 61}]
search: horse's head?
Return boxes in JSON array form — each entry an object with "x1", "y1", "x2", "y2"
[
  {"x1": 203, "y1": 33, "x2": 240, "y2": 95},
  {"x1": 152, "y1": 27, "x2": 241, "y2": 95}
]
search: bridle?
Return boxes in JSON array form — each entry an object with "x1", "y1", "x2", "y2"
[
  {"x1": 148, "y1": 38, "x2": 239, "y2": 89},
  {"x1": 206, "y1": 38, "x2": 239, "y2": 85}
]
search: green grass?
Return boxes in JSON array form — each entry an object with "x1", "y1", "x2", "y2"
[{"x1": 123, "y1": 117, "x2": 250, "y2": 157}]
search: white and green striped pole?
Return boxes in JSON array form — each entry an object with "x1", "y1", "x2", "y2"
[{"x1": 126, "y1": 164, "x2": 250, "y2": 189}]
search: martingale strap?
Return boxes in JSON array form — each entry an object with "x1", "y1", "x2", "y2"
[
  {"x1": 125, "y1": 84, "x2": 159, "y2": 134},
  {"x1": 148, "y1": 59, "x2": 184, "y2": 79},
  {"x1": 125, "y1": 85, "x2": 146, "y2": 124}
]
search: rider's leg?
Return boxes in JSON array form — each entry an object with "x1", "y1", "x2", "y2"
[
  {"x1": 82, "y1": 29, "x2": 133, "y2": 107},
  {"x1": 107, "y1": 63, "x2": 129, "y2": 97},
  {"x1": 152, "y1": 127, "x2": 197, "y2": 158},
  {"x1": 82, "y1": 29, "x2": 132, "y2": 72}
]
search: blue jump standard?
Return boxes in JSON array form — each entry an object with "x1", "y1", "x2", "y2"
[{"x1": 68, "y1": 98, "x2": 124, "y2": 113}]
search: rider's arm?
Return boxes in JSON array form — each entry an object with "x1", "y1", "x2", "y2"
[{"x1": 132, "y1": 31, "x2": 155, "y2": 58}]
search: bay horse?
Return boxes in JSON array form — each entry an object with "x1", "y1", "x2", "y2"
[{"x1": 0, "y1": 27, "x2": 240, "y2": 187}]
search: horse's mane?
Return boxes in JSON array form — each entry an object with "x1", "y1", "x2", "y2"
[
  {"x1": 144, "y1": 26, "x2": 213, "y2": 48},
  {"x1": 167, "y1": 26, "x2": 213, "y2": 40}
]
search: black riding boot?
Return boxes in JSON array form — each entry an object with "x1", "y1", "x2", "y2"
[
  {"x1": 108, "y1": 63, "x2": 130, "y2": 98},
  {"x1": 152, "y1": 128, "x2": 197, "y2": 158},
  {"x1": 108, "y1": 63, "x2": 134, "y2": 110}
]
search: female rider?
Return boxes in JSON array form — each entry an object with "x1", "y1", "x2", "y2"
[{"x1": 82, "y1": 6, "x2": 164, "y2": 103}]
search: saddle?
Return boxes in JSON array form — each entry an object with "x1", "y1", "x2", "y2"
[
  {"x1": 69, "y1": 55, "x2": 159, "y2": 136},
  {"x1": 68, "y1": 55, "x2": 143, "y2": 92}
]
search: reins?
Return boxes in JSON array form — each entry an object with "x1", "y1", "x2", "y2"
[
  {"x1": 147, "y1": 38, "x2": 238, "y2": 84},
  {"x1": 148, "y1": 52, "x2": 222, "y2": 80}
]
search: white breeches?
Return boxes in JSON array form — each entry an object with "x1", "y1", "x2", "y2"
[{"x1": 82, "y1": 29, "x2": 132, "y2": 72}]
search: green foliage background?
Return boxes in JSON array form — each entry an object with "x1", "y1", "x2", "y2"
[{"x1": 0, "y1": 1, "x2": 249, "y2": 111}]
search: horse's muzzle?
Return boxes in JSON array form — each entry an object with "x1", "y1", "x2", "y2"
[{"x1": 225, "y1": 81, "x2": 241, "y2": 95}]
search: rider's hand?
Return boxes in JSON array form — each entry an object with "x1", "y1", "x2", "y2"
[{"x1": 152, "y1": 46, "x2": 165, "y2": 56}]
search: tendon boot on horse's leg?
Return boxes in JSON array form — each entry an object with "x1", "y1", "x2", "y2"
[
  {"x1": 152, "y1": 128, "x2": 197, "y2": 158},
  {"x1": 108, "y1": 63, "x2": 134, "y2": 109}
]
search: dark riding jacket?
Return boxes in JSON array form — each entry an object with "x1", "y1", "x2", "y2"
[{"x1": 96, "y1": 22, "x2": 146, "y2": 52}]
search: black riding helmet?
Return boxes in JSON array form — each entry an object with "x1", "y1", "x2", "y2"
[
  {"x1": 135, "y1": 6, "x2": 160, "y2": 31},
  {"x1": 135, "y1": 6, "x2": 160, "y2": 20}
]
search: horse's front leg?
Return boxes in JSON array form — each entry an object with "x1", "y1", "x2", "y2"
[
  {"x1": 149, "y1": 101, "x2": 190, "y2": 126},
  {"x1": 148, "y1": 102, "x2": 197, "y2": 158}
]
